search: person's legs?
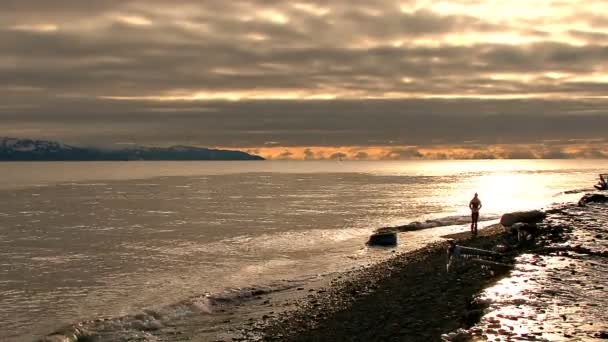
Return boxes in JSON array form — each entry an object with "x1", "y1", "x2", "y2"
[
  {"x1": 471, "y1": 213, "x2": 475, "y2": 234},
  {"x1": 472, "y1": 212, "x2": 479, "y2": 235}
]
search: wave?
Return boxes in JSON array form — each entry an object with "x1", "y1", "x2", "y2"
[
  {"x1": 40, "y1": 279, "x2": 313, "y2": 341},
  {"x1": 377, "y1": 214, "x2": 500, "y2": 233},
  {"x1": 558, "y1": 187, "x2": 595, "y2": 195}
]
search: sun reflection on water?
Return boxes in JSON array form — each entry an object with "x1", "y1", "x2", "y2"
[{"x1": 472, "y1": 173, "x2": 550, "y2": 214}]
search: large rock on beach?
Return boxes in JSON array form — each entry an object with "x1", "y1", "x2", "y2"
[
  {"x1": 578, "y1": 193, "x2": 608, "y2": 206},
  {"x1": 500, "y1": 210, "x2": 545, "y2": 227},
  {"x1": 367, "y1": 232, "x2": 397, "y2": 246}
]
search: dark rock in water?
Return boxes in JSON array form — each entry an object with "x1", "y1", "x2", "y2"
[
  {"x1": 500, "y1": 210, "x2": 546, "y2": 227},
  {"x1": 367, "y1": 232, "x2": 397, "y2": 246},
  {"x1": 578, "y1": 193, "x2": 608, "y2": 206}
]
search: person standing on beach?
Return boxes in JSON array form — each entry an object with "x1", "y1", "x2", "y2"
[{"x1": 469, "y1": 193, "x2": 482, "y2": 236}]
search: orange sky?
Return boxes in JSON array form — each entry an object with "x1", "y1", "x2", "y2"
[{"x1": 234, "y1": 143, "x2": 608, "y2": 160}]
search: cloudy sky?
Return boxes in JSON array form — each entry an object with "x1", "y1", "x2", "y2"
[{"x1": 2, "y1": 0, "x2": 608, "y2": 159}]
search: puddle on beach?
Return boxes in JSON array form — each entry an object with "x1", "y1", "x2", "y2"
[{"x1": 447, "y1": 204, "x2": 608, "y2": 341}]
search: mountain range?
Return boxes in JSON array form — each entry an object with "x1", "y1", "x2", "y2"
[{"x1": 0, "y1": 138, "x2": 264, "y2": 161}]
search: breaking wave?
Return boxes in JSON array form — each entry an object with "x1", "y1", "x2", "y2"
[{"x1": 41, "y1": 279, "x2": 314, "y2": 341}]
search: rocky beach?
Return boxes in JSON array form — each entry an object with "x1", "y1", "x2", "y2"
[{"x1": 234, "y1": 195, "x2": 608, "y2": 342}]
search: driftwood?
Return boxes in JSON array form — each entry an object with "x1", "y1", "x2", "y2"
[{"x1": 446, "y1": 242, "x2": 509, "y2": 271}]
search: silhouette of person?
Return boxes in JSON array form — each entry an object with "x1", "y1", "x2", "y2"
[{"x1": 469, "y1": 193, "x2": 482, "y2": 236}]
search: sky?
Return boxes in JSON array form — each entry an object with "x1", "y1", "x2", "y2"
[{"x1": 2, "y1": 0, "x2": 608, "y2": 160}]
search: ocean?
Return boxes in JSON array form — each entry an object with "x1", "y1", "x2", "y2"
[{"x1": 1, "y1": 160, "x2": 606, "y2": 341}]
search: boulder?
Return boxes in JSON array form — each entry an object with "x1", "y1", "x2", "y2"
[
  {"x1": 508, "y1": 222, "x2": 538, "y2": 241},
  {"x1": 578, "y1": 193, "x2": 608, "y2": 206},
  {"x1": 367, "y1": 232, "x2": 397, "y2": 246},
  {"x1": 500, "y1": 210, "x2": 545, "y2": 227}
]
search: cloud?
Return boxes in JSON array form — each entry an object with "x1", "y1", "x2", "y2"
[
  {"x1": 329, "y1": 152, "x2": 347, "y2": 160},
  {"x1": 1, "y1": 1, "x2": 607, "y2": 152},
  {"x1": 225, "y1": 143, "x2": 608, "y2": 160},
  {"x1": 303, "y1": 148, "x2": 315, "y2": 160},
  {"x1": 3, "y1": 0, "x2": 608, "y2": 101},
  {"x1": 3, "y1": 98, "x2": 608, "y2": 148},
  {"x1": 382, "y1": 148, "x2": 424, "y2": 160},
  {"x1": 353, "y1": 151, "x2": 369, "y2": 160},
  {"x1": 277, "y1": 149, "x2": 293, "y2": 159}
]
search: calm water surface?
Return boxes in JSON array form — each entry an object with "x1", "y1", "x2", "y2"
[{"x1": 1, "y1": 160, "x2": 606, "y2": 341}]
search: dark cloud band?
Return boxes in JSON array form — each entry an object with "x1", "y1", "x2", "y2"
[{"x1": 1, "y1": 0, "x2": 607, "y2": 155}]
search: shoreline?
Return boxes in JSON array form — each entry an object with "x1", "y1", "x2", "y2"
[
  {"x1": 37, "y1": 197, "x2": 607, "y2": 342},
  {"x1": 239, "y1": 224, "x2": 512, "y2": 341},
  {"x1": 237, "y1": 198, "x2": 608, "y2": 341}
]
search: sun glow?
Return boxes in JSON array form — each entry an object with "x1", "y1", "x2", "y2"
[
  {"x1": 472, "y1": 172, "x2": 548, "y2": 214},
  {"x1": 292, "y1": 3, "x2": 330, "y2": 16},
  {"x1": 113, "y1": 15, "x2": 152, "y2": 26},
  {"x1": 257, "y1": 10, "x2": 289, "y2": 24}
]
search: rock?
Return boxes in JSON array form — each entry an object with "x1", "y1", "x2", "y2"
[
  {"x1": 39, "y1": 337, "x2": 67, "y2": 342},
  {"x1": 500, "y1": 210, "x2": 546, "y2": 227},
  {"x1": 464, "y1": 309, "x2": 484, "y2": 326},
  {"x1": 130, "y1": 320, "x2": 147, "y2": 330},
  {"x1": 579, "y1": 193, "x2": 608, "y2": 205},
  {"x1": 39, "y1": 326, "x2": 89, "y2": 342},
  {"x1": 495, "y1": 244, "x2": 509, "y2": 253},
  {"x1": 39, "y1": 335, "x2": 77, "y2": 342},
  {"x1": 507, "y1": 222, "x2": 539, "y2": 240},
  {"x1": 596, "y1": 331, "x2": 608, "y2": 339},
  {"x1": 147, "y1": 320, "x2": 163, "y2": 331},
  {"x1": 367, "y1": 232, "x2": 398, "y2": 246}
]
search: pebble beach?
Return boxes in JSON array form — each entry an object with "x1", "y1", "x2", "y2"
[{"x1": 234, "y1": 195, "x2": 608, "y2": 342}]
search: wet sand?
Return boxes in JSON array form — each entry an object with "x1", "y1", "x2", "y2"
[{"x1": 238, "y1": 201, "x2": 608, "y2": 341}]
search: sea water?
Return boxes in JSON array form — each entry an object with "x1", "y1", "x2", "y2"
[{"x1": 1, "y1": 160, "x2": 606, "y2": 341}]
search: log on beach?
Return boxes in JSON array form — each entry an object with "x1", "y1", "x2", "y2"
[{"x1": 500, "y1": 210, "x2": 545, "y2": 227}]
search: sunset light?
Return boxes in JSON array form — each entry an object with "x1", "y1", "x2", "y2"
[{"x1": 2, "y1": 1, "x2": 608, "y2": 341}]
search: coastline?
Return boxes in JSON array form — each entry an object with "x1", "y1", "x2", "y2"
[
  {"x1": 37, "y1": 196, "x2": 608, "y2": 342},
  {"x1": 236, "y1": 198, "x2": 608, "y2": 341},
  {"x1": 238, "y1": 224, "x2": 511, "y2": 341}
]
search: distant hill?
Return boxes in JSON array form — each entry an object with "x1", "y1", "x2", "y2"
[{"x1": 0, "y1": 138, "x2": 264, "y2": 161}]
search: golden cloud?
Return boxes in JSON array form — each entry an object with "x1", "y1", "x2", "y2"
[{"x1": 230, "y1": 143, "x2": 608, "y2": 160}]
